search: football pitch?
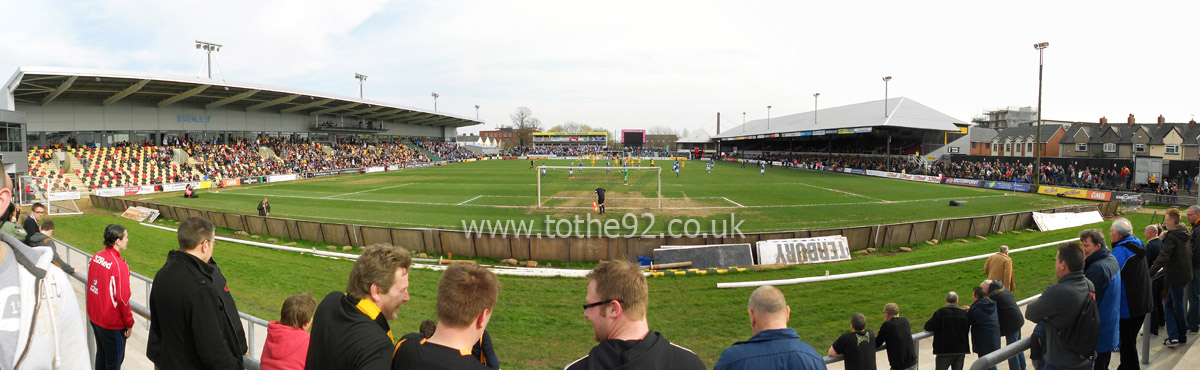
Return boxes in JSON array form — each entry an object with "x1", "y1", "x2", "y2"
[{"x1": 129, "y1": 159, "x2": 1089, "y2": 235}]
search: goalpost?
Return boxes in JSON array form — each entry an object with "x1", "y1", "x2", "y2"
[
  {"x1": 536, "y1": 166, "x2": 662, "y2": 209},
  {"x1": 18, "y1": 176, "x2": 83, "y2": 215}
]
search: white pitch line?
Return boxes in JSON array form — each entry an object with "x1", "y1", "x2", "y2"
[
  {"x1": 458, "y1": 195, "x2": 484, "y2": 205},
  {"x1": 722, "y1": 197, "x2": 746, "y2": 208},
  {"x1": 323, "y1": 183, "x2": 412, "y2": 199},
  {"x1": 791, "y1": 181, "x2": 888, "y2": 202}
]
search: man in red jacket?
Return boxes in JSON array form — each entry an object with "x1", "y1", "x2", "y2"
[{"x1": 87, "y1": 224, "x2": 133, "y2": 370}]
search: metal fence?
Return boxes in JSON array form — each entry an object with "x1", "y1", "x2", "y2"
[{"x1": 54, "y1": 237, "x2": 265, "y2": 370}]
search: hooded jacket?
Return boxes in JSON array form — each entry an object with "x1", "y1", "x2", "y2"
[
  {"x1": 147, "y1": 249, "x2": 248, "y2": 370},
  {"x1": 1, "y1": 234, "x2": 89, "y2": 370},
  {"x1": 1150, "y1": 223, "x2": 1193, "y2": 286},
  {"x1": 1026, "y1": 271, "x2": 1095, "y2": 369},
  {"x1": 1111, "y1": 234, "x2": 1153, "y2": 318},
  {"x1": 1083, "y1": 246, "x2": 1121, "y2": 352},
  {"x1": 967, "y1": 296, "x2": 1000, "y2": 356},
  {"x1": 564, "y1": 331, "x2": 705, "y2": 370},
  {"x1": 260, "y1": 321, "x2": 310, "y2": 370},
  {"x1": 985, "y1": 281, "x2": 1024, "y2": 336}
]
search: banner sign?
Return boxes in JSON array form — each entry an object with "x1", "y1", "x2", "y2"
[
  {"x1": 885, "y1": 172, "x2": 942, "y2": 183},
  {"x1": 1113, "y1": 192, "x2": 1144, "y2": 204},
  {"x1": 198, "y1": 181, "x2": 212, "y2": 189},
  {"x1": 365, "y1": 166, "x2": 385, "y2": 173},
  {"x1": 48, "y1": 191, "x2": 81, "y2": 201},
  {"x1": 1037, "y1": 186, "x2": 1112, "y2": 201},
  {"x1": 945, "y1": 178, "x2": 982, "y2": 187},
  {"x1": 982, "y1": 181, "x2": 1033, "y2": 192},
  {"x1": 756, "y1": 235, "x2": 853, "y2": 265},
  {"x1": 848, "y1": 169, "x2": 865, "y2": 175},
  {"x1": 163, "y1": 183, "x2": 187, "y2": 192},
  {"x1": 386, "y1": 164, "x2": 403, "y2": 171},
  {"x1": 221, "y1": 178, "x2": 242, "y2": 187},
  {"x1": 339, "y1": 169, "x2": 362, "y2": 175},
  {"x1": 123, "y1": 186, "x2": 140, "y2": 196},
  {"x1": 865, "y1": 170, "x2": 888, "y2": 177},
  {"x1": 120, "y1": 206, "x2": 160, "y2": 223},
  {"x1": 95, "y1": 187, "x2": 123, "y2": 197},
  {"x1": 268, "y1": 174, "x2": 298, "y2": 183},
  {"x1": 241, "y1": 177, "x2": 262, "y2": 185}
]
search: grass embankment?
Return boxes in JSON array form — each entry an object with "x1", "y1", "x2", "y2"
[{"x1": 52, "y1": 210, "x2": 1159, "y2": 369}]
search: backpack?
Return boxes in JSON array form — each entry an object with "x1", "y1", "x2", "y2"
[{"x1": 1061, "y1": 291, "x2": 1100, "y2": 361}]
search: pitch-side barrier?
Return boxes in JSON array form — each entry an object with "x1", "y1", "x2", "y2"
[{"x1": 716, "y1": 237, "x2": 1076, "y2": 289}]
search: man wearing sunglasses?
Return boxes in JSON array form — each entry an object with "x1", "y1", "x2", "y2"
[{"x1": 565, "y1": 260, "x2": 704, "y2": 370}]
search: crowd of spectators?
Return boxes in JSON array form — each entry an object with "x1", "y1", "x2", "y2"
[{"x1": 414, "y1": 140, "x2": 477, "y2": 161}]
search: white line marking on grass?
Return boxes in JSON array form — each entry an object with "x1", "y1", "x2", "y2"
[
  {"x1": 722, "y1": 197, "x2": 746, "y2": 208},
  {"x1": 791, "y1": 181, "x2": 888, "y2": 202},
  {"x1": 458, "y1": 195, "x2": 483, "y2": 205},
  {"x1": 323, "y1": 183, "x2": 412, "y2": 199}
]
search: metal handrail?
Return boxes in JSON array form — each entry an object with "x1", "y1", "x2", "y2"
[
  {"x1": 823, "y1": 294, "x2": 1041, "y2": 366},
  {"x1": 54, "y1": 237, "x2": 264, "y2": 370}
]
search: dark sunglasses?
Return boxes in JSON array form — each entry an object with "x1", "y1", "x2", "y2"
[{"x1": 582, "y1": 299, "x2": 619, "y2": 310}]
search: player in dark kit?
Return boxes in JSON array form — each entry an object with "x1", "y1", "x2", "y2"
[{"x1": 595, "y1": 187, "x2": 606, "y2": 215}]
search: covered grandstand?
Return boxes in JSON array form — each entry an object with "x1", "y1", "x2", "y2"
[{"x1": 713, "y1": 97, "x2": 968, "y2": 158}]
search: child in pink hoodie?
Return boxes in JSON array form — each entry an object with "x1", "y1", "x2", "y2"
[{"x1": 261, "y1": 293, "x2": 317, "y2": 370}]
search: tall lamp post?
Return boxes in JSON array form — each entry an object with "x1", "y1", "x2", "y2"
[
  {"x1": 1034, "y1": 42, "x2": 1049, "y2": 187},
  {"x1": 354, "y1": 73, "x2": 368, "y2": 99},
  {"x1": 882, "y1": 76, "x2": 892, "y2": 117},
  {"x1": 767, "y1": 106, "x2": 772, "y2": 130},
  {"x1": 432, "y1": 92, "x2": 439, "y2": 111},
  {"x1": 195, "y1": 40, "x2": 222, "y2": 79},
  {"x1": 475, "y1": 105, "x2": 480, "y2": 120},
  {"x1": 813, "y1": 93, "x2": 820, "y2": 125}
]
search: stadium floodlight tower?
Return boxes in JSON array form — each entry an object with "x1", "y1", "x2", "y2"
[
  {"x1": 1033, "y1": 42, "x2": 1049, "y2": 187},
  {"x1": 195, "y1": 40, "x2": 222, "y2": 79},
  {"x1": 882, "y1": 76, "x2": 892, "y2": 117},
  {"x1": 475, "y1": 105, "x2": 480, "y2": 119},
  {"x1": 767, "y1": 106, "x2": 772, "y2": 130},
  {"x1": 355, "y1": 73, "x2": 368, "y2": 98},
  {"x1": 432, "y1": 92, "x2": 439, "y2": 111},
  {"x1": 813, "y1": 93, "x2": 820, "y2": 125}
]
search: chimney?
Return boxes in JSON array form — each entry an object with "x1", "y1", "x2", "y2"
[
  {"x1": 1158, "y1": 115, "x2": 1166, "y2": 125},
  {"x1": 1127, "y1": 114, "x2": 1135, "y2": 125},
  {"x1": 1100, "y1": 116, "x2": 1108, "y2": 125}
]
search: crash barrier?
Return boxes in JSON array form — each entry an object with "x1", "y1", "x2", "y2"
[
  {"x1": 91, "y1": 195, "x2": 1120, "y2": 263},
  {"x1": 53, "y1": 237, "x2": 266, "y2": 369}
]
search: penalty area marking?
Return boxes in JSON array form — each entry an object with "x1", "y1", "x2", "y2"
[
  {"x1": 458, "y1": 195, "x2": 484, "y2": 205},
  {"x1": 722, "y1": 197, "x2": 746, "y2": 208},
  {"x1": 323, "y1": 183, "x2": 412, "y2": 199}
]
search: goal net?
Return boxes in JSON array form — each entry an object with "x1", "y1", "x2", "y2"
[
  {"x1": 537, "y1": 166, "x2": 662, "y2": 209},
  {"x1": 18, "y1": 176, "x2": 82, "y2": 215}
]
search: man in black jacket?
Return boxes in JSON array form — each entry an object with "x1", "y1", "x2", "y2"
[
  {"x1": 1149, "y1": 208, "x2": 1192, "y2": 346},
  {"x1": 1144, "y1": 225, "x2": 1164, "y2": 336},
  {"x1": 566, "y1": 260, "x2": 705, "y2": 370},
  {"x1": 876, "y1": 303, "x2": 917, "y2": 370},
  {"x1": 21, "y1": 202, "x2": 44, "y2": 244},
  {"x1": 1185, "y1": 205, "x2": 1200, "y2": 332},
  {"x1": 983, "y1": 280, "x2": 1024, "y2": 370},
  {"x1": 308, "y1": 244, "x2": 413, "y2": 370},
  {"x1": 925, "y1": 292, "x2": 970, "y2": 370},
  {"x1": 147, "y1": 216, "x2": 248, "y2": 369},
  {"x1": 1026, "y1": 242, "x2": 1096, "y2": 370}
]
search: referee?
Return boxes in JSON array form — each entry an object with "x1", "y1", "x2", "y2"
[{"x1": 595, "y1": 187, "x2": 606, "y2": 215}]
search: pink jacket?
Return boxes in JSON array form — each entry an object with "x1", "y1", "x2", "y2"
[{"x1": 260, "y1": 321, "x2": 310, "y2": 370}]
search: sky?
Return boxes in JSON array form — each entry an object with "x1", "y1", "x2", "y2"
[{"x1": 2, "y1": 0, "x2": 1197, "y2": 135}]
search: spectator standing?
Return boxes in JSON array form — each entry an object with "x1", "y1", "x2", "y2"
[
  {"x1": 259, "y1": 197, "x2": 271, "y2": 217},
  {"x1": 565, "y1": 260, "x2": 705, "y2": 370},
  {"x1": 147, "y1": 216, "x2": 248, "y2": 369},
  {"x1": 875, "y1": 303, "x2": 917, "y2": 370},
  {"x1": 261, "y1": 293, "x2": 317, "y2": 370},
  {"x1": 1145, "y1": 224, "x2": 1165, "y2": 336},
  {"x1": 966, "y1": 286, "x2": 1000, "y2": 370},
  {"x1": 28, "y1": 218, "x2": 74, "y2": 274},
  {"x1": 87, "y1": 224, "x2": 134, "y2": 370},
  {"x1": 1109, "y1": 218, "x2": 1152, "y2": 370},
  {"x1": 828, "y1": 313, "x2": 876, "y2": 370},
  {"x1": 1149, "y1": 208, "x2": 1193, "y2": 346},
  {"x1": 1078, "y1": 228, "x2": 1121, "y2": 368},
  {"x1": 21, "y1": 202, "x2": 44, "y2": 244},
  {"x1": 0, "y1": 204, "x2": 25, "y2": 241},
  {"x1": 1026, "y1": 242, "x2": 1097, "y2": 370},
  {"x1": 983, "y1": 245, "x2": 1015, "y2": 292},
  {"x1": 307, "y1": 244, "x2": 412, "y2": 369},
  {"x1": 392, "y1": 264, "x2": 501, "y2": 370},
  {"x1": 982, "y1": 280, "x2": 1024, "y2": 370},
  {"x1": 1186, "y1": 205, "x2": 1200, "y2": 333},
  {"x1": 713, "y1": 285, "x2": 826, "y2": 370},
  {"x1": 924, "y1": 292, "x2": 970, "y2": 370}
]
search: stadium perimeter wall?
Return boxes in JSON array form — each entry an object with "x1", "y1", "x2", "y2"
[{"x1": 90, "y1": 195, "x2": 1120, "y2": 263}]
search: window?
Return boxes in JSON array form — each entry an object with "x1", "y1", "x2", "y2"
[
  {"x1": 1004, "y1": 144, "x2": 1011, "y2": 152},
  {"x1": 1103, "y1": 143, "x2": 1116, "y2": 153},
  {"x1": 1167, "y1": 144, "x2": 1180, "y2": 154},
  {"x1": 1134, "y1": 144, "x2": 1147, "y2": 153},
  {"x1": 1026, "y1": 143, "x2": 1033, "y2": 152},
  {"x1": 1076, "y1": 143, "x2": 1088, "y2": 152},
  {"x1": 971, "y1": 142, "x2": 977, "y2": 148}
]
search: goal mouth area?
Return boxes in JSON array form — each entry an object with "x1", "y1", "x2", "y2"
[{"x1": 537, "y1": 165, "x2": 662, "y2": 208}]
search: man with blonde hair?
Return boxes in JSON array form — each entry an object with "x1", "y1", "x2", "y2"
[
  {"x1": 566, "y1": 260, "x2": 704, "y2": 370},
  {"x1": 393, "y1": 264, "x2": 501, "y2": 369},
  {"x1": 307, "y1": 245, "x2": 412, "y2": 369},
  {"x1": 713, "y1": 286, "x2": 825, "y2": 370}
]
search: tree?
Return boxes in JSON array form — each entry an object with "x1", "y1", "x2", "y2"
[
  {"x1": 509, "y1": 107, "x2": 542, "y2": 146},
  {"x1": 680, "y1": 128, "x2": 690, "y2": 138},
  {"x1": 649, "y1": 125, "x2": 678, "y2": 136}
]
